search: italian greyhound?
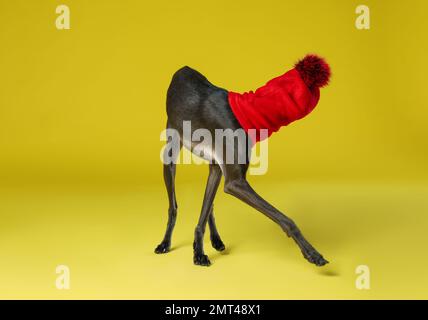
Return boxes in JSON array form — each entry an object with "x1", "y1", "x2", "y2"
[{"x1": 155, "y1": 54, "x2": 331, "y2": 267}]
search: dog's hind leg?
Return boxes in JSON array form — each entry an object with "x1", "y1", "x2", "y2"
[
  {"x1": 223, "y1": 165, "x2": 328, "y2": 267},
  {"x1": 208, "y1": 206, "x2": 225, "y2": 251},
  {"x1": 193, "y1": 163, "x2": 222, "y2": 266},
  {"x1": 155, "y1": 127, "x2": 182, "y2": 254}
]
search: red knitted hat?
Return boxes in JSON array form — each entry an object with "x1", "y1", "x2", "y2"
[{"x1": 228, "y1": 54, "x2": 331, "y2": 143}]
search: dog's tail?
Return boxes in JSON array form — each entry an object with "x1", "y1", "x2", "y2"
[{"x1": 295, "y1": 54, "x2": 331, "y2": 90}]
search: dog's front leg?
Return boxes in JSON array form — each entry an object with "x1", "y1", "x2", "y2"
[
  {"x1": 155, "y1": 129, "x2": 181, "y2": 254},
  {"x1": 208, "y1": 205, "x2": 225, "y2": 251},
  {"x1": 193, "y1": 163, "x2": 222, "y2": 266},
  {"x1": 224, "y1": 178, "x2": 328, "y2": 266}
]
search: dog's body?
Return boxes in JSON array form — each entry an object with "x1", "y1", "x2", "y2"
[{"x1": 155, "y1": 61, "x2": 329, "y2": 267}]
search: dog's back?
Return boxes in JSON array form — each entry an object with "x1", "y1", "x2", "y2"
[{"x1": 166, "y1": 66, "x2": 233, "y2": 131}]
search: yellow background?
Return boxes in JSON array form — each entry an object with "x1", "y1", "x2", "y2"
[{"x1": 0, "y1": 0, "x2": 427, "y2": 299}]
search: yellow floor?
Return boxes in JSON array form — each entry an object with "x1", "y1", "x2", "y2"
[{"x1": 0, "y1": 180, "x2": 427, "y2": 299}]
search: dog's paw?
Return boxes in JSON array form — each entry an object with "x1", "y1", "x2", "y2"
[
  {"x1": 193, "y1": 253, "x2": 211, "y2": 266},
  {"x1": 154, "y1": 241, "x2": 170, "y2": 254},
  {"x1": 211, "y1": 236, "x2": 226, "y2": 252},
  {"x1": 302, "y1": 249, "x2": 329, "y2": 267}
]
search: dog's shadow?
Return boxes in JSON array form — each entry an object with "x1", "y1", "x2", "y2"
[
  {"x1": 167, "y1": 239, "x2": 340, "y2": 275},
  {"x1": 169, "y1": 241, "x2": 189, "y2": 252},
  {"x1": 317, "y1": 268, "x2": 340, "y2": 277},
  {"x1": 209, "y1": 245, "x2": 233, "y2": 262},
  {"x1": 168, "y1": 241, "x2": 233, "y2": 263}
]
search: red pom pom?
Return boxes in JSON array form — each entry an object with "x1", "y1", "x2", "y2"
[{"x1": 295, "y1": 54, "x2": 331, "y2": 90}]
